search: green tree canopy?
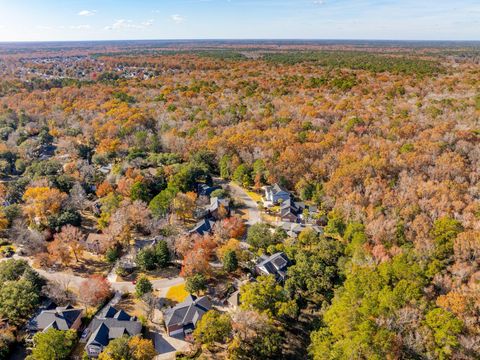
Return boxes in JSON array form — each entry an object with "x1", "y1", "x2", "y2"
[
  {"x1": 425, "y1": 308, "x2": 463, "y2": 360},
  {"x1": 309, "y1": 252, "x2": 428, "y2": 360},
  {"x1": 27, "y1": 329, "x2": 76, "y2": 360},
  {"x1": 193, "y1": 310, "x2": 232, "y2": 348},
  {"x1": 246, "y1": 223, "x2": 281, "y2": 250},
  {"x1": 154, "y1": 240, "x2": 170, "y2": 268},
  {"x1": 223, "y1": 250, "x2": 238, "y2": 273},
  {"x1": 185, "y1": 274, "x2": 207, "y2": 295},
  {"x1": 135, "y1": 276, "x2": 153, "y2": 298},
  {"x1": 240, "y1": 275, "x2": 298, "y2": 319}
]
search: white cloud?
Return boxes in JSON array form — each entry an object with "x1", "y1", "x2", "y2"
[
  {"x1": 313, "y1": 0, "x2": 325, "y2": 4},
  {"x1": 142, "y1": 19, "x2": 154, "y2": 27},
  {"x1": 170, "y1": 14, "x2": 185, "y2": 24},
  {"x1": 70, "y1": 25, "x2": 91, "y2": 30},
  {"x1": 105, "y1": 19, "x2": 154, "y2": 30},
  {"x1": 78, "y1": 10, "x2": 96, "y2": 16}
]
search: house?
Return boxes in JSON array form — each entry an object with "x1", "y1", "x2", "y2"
[
  {"x1": 188, "y1": 218, "x2": 216, "y2": 236},
  {"x1": 98, "y1": 164, "x2": 113, "y2": 175},
  {"x1": 133, "y1": 236, "x2": 166, "y2": 253},
  {"x1": 278, "y1": 222, "x2": 323, "y2": 238},
  {"x1": 279, "y1": 199, "x2": 322, "y2": 224},
  {"x1": 197, "y1": 184, "x2": 221, "y2": 197},
  {"x1": 86, "y1": 233, "x2": 110, "y2": 254},
  {"x1": 255, "y1": 252, "x2": 291, "y2": 282},
  {"x1": 205, "y1": 197, "x2": 230, "y2": 220},
  {"x1": 28, "y1": 304, "x2": 83, "y2": 333},
  {"x1": 85, "y1": 306, "x2": 142, "y2": 357},
  {"x1": 164, "y1": 295, "x2": 212, "y2": 337},
  {"x1": 280, "y1": 198, "x2": 303, "y2": 223},
  {"x1": 264, "y1": 184, "x2": 291, "y2": 205},
  {"x1": 227, "y1": 290, "x2": 240, "y2": 310}
]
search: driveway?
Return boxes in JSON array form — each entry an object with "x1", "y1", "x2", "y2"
[
  {"x1": 227, "y1": 182, "x2": 261, "y2": 226},
  {"x1": 149, "y1": 309, "x2": 191, "y2": 360},
  {"x1": 151, "y1": 331, "x2": 190, "y2": 360}
]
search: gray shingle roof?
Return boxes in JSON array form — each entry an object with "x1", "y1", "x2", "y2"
[
  {"x1": 29, "y1": 305, "x2": 82, "y2": 332},
  {"x1": 189, "y1": 218, "x2": 215, "y2": 236},
  {"x1": 87, "y1": 307, "x2": 141, "y2": 348},
  {"x1": 206, "y1": 197, "x2": 230, "y2": 213},
  {"x1": 228, "y1": 290, "x2": 240, "y2": 307},
  {"x1": 256, "y1": 252, "x2": 290, "y2": 281},
  {"x1": 272, "y1": 183, "x2": 289, "y2": 194},
  {"x1": 164, "y1": 295, "x2": 212, "y2": 328}
]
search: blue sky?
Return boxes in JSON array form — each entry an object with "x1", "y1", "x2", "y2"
[{"x1": 0, "y1": 0, "x2": 478, "y2": 41}]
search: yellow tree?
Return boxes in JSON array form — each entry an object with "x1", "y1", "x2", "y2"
[
  {"x1": 128, "y1": 336, "x2": 156, "y2": 360},
  {"x1": 22, "y1": 187, "x2": 67, "y2": 227},
  {"x1": 172, "y1": 192, "x2": 197, "y2": 223},
  {"x1": 0, "y1": 209, "x2": 8, "y2": 231}
]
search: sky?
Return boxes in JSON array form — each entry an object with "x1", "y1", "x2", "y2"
[{"x1": 0, "y1": 0, "x2": 478, "y2": 42}]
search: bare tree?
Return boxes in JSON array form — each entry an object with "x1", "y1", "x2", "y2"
[
  {"x1": 42, "y1": 279, "x2": 77, "y2": 305},
  {"x1": 10, "y1": 219, "x2": 46, "y2": 256}
]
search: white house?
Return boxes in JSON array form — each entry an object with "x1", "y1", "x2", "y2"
[{"x1": 263, "y1": 184, "x2": 291, "y2": 205}]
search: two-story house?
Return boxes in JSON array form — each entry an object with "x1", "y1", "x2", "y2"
[{"x1": 264, "y1": 184, "x2": 291, "y2": 205}]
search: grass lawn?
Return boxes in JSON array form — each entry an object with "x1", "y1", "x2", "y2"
[
  {"x1": 270, "y1": 205, "x2": 280, "y2": 213},
  {"x1": 165, "y1": 283, "x2": 188, "y2": 303},
  {"x1": 115, "y1": 293, "x2": 148, "y2": 320},
  {"x1": 142, "y1": 266, "x2": 180, "y2": 281},
  {"x1": 261, "y1": 213, "x2": 278, "y2": 224},
  {"x1": 245, "y1": 190, "x2": 263, "y2": 202}
]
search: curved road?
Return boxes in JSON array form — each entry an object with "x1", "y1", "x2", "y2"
[
  {"x1": 3, "y1": 181, "x2": 256, "y2": 295},
  {"x1": 2, "y1": 254, "x2": 183, "y2": 294},
  {"x1": 226, "y1": 182, "x2": 261, "y2": 226}
]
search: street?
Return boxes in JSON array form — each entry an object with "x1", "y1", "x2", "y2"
[{"x1": 226, "y1": 181, "x2": 261, "y2": 226}]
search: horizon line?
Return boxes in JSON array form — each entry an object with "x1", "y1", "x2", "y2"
[{"x1": 1, "y1": 38, "x2": 480, "y2": 44}]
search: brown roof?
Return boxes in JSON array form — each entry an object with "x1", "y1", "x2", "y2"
[{"x1": 86, "y1": 233, "x2": 109, "y2": 244}]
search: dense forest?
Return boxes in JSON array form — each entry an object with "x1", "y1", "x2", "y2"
[{"x1": 0, "y1": 42, "x2": 478, "y2": 359}]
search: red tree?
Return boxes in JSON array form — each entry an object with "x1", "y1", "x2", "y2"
[{"x1": 78, "y1": 275, "x2": 112, "y2": 307}]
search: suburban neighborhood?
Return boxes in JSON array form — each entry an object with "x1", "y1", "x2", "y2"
[
  {"x1": 0, "y1": 169, "x2": 315, "y2": 359},
  {"x1": 0, "y1": 32, "x2": 477, "y2": 360}
]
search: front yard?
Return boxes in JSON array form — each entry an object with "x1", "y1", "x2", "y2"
[
  {"x1": 245, "y1": 189, "x2": 263, "y2": 203},
  {"x1": 165, "y1": 283, "x2": 188, "y2": 303}
]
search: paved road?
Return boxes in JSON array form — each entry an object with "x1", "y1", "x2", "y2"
[
  {"x1": 111, "y1": 276, "x2": 184, "y2": 293},
  {"x1": 227, "y1": 182, "x2": 261, "y2": 226},
  {"x1": 2, "y1": 254, "x2": 183, "y2": 294}
]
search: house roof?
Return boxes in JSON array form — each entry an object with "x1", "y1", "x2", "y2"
[
  {"x1": 279, "y1": 222, "x2": 323, "y2": 237},
  {"x1": 256, "y1": 252, "x2": 290, "y2": 280},
  {"x1": 271, "y1": 183, "x2": 290, "y2": 195},
  {"x1": 207, "y1": 197, "x2": 230, "y2": 213},
  {"x1": 86, "y1": 233, "x2": 109, "y2": 244},
  {"x1": 280, "y1": 205, "x2": 300, "y2": 218},
  {"x1": 114, "y1": 309, "x2": 131, "y2": 321},
  {"x1": 197, "y1": 184, "x2": 221, "y2": 196},
  {"x1": 189, "y1": 218, "x2": 216, "y2": 236},
  {"x1": 227, "y1": 290, "x2": 240, "y2": 307},
  {"x1": 29, "y1": 305, "x2": 82, "y2": 332},
  {"x1": 164, "y1": 295, "x2": 212, "y2": 328},
  {"x1": 87, "y1": 307, "x2": 141, "y2": 348}
]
